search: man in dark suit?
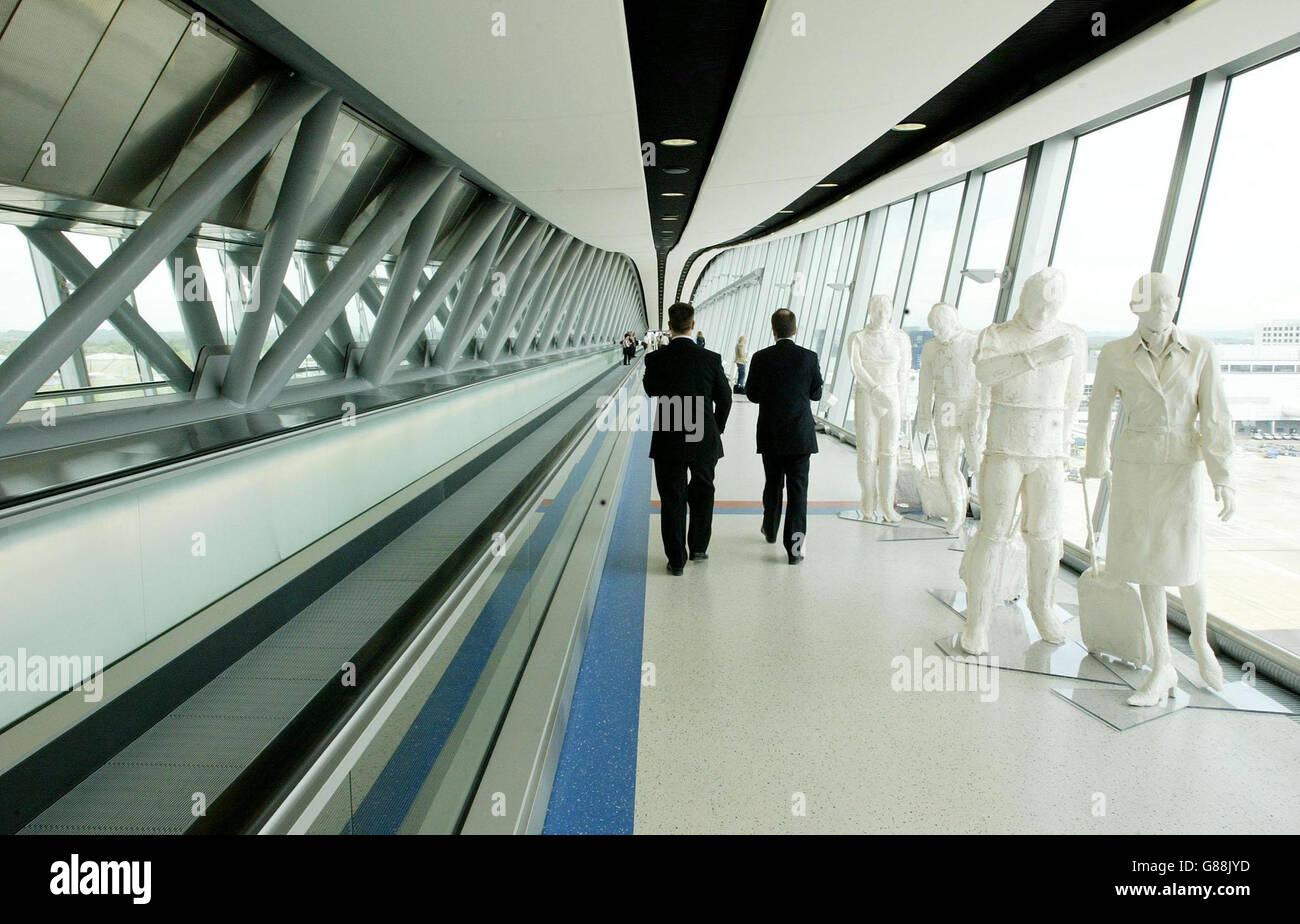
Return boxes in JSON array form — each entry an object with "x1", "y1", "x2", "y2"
[
  {"x1": 744, "y1": 309, "x2": 823, "y2": 564},
  {"x1": 644, "y1": 302, "x2": 732, "y2": 575}
]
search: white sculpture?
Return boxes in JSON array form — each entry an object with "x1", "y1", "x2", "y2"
[
  {"x1": 916, "y1": 302, "x2": 988, "y2": 535},
  {"x1": 959, "y1": 268, "x2": 1087, "y2": 655},
  {"x1": 1082, "y1": 272, "x2": 1234, "y2": 706},
  {"x1": 848, "y1": 295, "x2": 912, "y2": 523}
]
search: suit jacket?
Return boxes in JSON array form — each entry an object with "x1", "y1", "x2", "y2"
[
  {"x1": 744, "y1": 338, "x2": 824, "y2": 455},
  {"x1": 643, "y1": 337, "x2": 732, "y2": 460}
]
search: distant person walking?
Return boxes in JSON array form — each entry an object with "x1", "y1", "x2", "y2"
[
  {"x1": 734, "y1": 335, "x2": 749, "y2": 390},
  {"x1": 744, "y1": 309, "x2": 823, "y2": 564},
  {"x1": 644, "y1": 303, "x2": 732, "y2": 575},
  {"x1": 621, "y1": 332, "x2": 635, "y2": 364},
  {"x1": 696, "y1": 330, "x2": 706, "y2": 348}
]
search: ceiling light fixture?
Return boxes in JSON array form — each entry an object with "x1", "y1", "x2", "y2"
[
  {"x1": 661, "y1": 191, "x2": 685, "y2": 197},
  {"x1": 662, "y1": 166, "x2": 689, "y2": 175},
  {"x1": 661, "y1": 138, "x2": 697, "y2": 147},
  {"x1": 815, "y1": 182, "x2": 837, "y2": 188},
  {"x1": 662, "y1": 215, "x2": 679, "y2": 220},
  {"x1": 778, "y1": 209, "x2": 794, "y2": 214},
  {"x1": 892, "y1": 122, "x2": 927, "y2": 131}
]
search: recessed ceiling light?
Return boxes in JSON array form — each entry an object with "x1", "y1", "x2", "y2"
[
  {"x1": 892, "y1": 122, "x2": 926, "y2": 131},
  {"x1": 815, "y1": 182, "x2": 838, "y2": 188},
  {"x1": 661, "y1": 191, "x2": 685, "y2": 197},
  {"x1": 662, "y1": 215, "x2": 679, "y2": 220},
  {"x1": 778, "y1": 209, "x2": 794, "y2": 214},
  {"x1": 661, "y1": 138, "x2": 697, "y2": 147},
  {"x1": 662, "y1": 166, "x2": 689, "y2": 175}
]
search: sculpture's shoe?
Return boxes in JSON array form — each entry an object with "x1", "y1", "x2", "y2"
[
  {"x1": 944, "y1": 518, "x2": 963, "y2": 537},
  {"x1": 1030, "y1": 608, "x2": 1066, "y2": 645},
  {"x1": 1193, "y1": 643, "x2": 1225, "y2": 691},
  {"x1": 958, "y1": 622, "x2": 989, "y2": 656},
  {"x1": 1126, "y1": 663, "x2": 1178, "y2": 707},
  {"x1": 882, "y1": 507, "x2": 904, "y2": 524}
]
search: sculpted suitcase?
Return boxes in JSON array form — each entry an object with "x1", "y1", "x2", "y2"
[
  {"x1": 914, "y1": 437, "x2": 948, "y2": 521},
  {"x1": 959, "y1": 506, "x2": 1027, "y2": 604},
  {"x1": 1076, "y1": 478, "x2": 1151, "y2": 668}
]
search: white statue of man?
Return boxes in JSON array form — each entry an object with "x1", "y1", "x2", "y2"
[
  {"x1": 1083, "y1": 272, "x2": 1234, "y2": 706},
  {"x1": 916, "y1": 302, "x2": 988, "y2": 535},
  {"x1": 959, "y1": 268, "x2": 1086, "y2": 655},
  {"x1": 848, "y1": 294, "x2": 911, "y2": 523}
]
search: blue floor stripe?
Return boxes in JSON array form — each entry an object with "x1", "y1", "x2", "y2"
[
  {"x1": 345, "y1": 432, "x2": 609, "y2": 834},
  {"x1": 543, "y1": 426, "x2": 651, "y2": 834}
]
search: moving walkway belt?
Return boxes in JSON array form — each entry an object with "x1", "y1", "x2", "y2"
[{"x1": 4, "y1": 361, "x2": 631, "y2": 834}]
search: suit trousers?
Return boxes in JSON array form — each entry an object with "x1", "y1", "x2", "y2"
[
  {"x1": 761, "y1": 453, "x2": 810, "y2": 554},
  {"x1": 654, "y1": 456, "x2": 717, "y2": 567}
]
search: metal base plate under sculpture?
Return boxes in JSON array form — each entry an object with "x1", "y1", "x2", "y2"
[
  {"x1": 1051, "y1": 685, "x2": 1191, "y2": 731},
  {"x1": 1097, "y1": 649, "x2": 1295, "y2": 716},
  {"x1": 934, "y1": 611, "x2": 1124, "y2": 686},
  {"x1": 928, "y1": 587, "x2": 1072, "y2": 626},
  {"x1": 839, "y1": 510, "x2": 951, "y2": 540}
]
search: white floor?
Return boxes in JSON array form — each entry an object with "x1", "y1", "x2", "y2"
[{"x1": 636, "y1": 399, "x2": 1300, "y2": 834}]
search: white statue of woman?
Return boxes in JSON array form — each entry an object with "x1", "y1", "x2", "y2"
[
  {"x1": 1082, "y1": 272, "x2": 1234, "y2": 706},
  {"x1": 959, "y1": 268, "x2": 1086, "y2": 655},
  {"x1": 916, "y1": 302, "x2": 988, "y2": 535},
  {"x1": 848, "y1": 295, "x2": 911, "y2": 523}
]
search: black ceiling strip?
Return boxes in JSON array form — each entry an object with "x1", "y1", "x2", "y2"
[
  {"x1": 623, "y1": 0, "x2": 765, "y2": 324},
  {"x1": 675, "y1": 0, "x2": 1198, "y2": 300}
]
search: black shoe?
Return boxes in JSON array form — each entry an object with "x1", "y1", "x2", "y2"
[
  {"x1": 787, "y1": 553, "x2": 804, "y2": 565},
  {"x1": 761, "y1": 527, "x2": 777, "y2": 544},
  {"x1": 689, "y1": 551, "x2": 708, "y2": 561},
  {"x1": 667, "y1": 563, "x2": 684, "y2": 576}
]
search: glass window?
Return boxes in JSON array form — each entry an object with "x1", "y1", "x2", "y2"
[
  {"x1": 1177, "y1": 51, "x2": 1300, "y2": 656},
  {"x1": 870, "y1": 199, "x2": 912, "y2": 302},
  {"x1": 903, "y1": 180, "x2": 964, "y2": 329},
  {"x1": 956, "y1": 158, "x2": 1026, "y2": 329},
  {"x1": 0, "y1": 225, "x2": 64, "y2": 391},
  {"x1": 67, "y1": 231, "x2": 149, "y2": 388},
  {"x1": 1049, "y1": 97, "x2": 1187, "y2": 548}
]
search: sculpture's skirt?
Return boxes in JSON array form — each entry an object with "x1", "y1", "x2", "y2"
[{"x1": 1104, "y1": 459, "x2": 1203, "y2": 587}]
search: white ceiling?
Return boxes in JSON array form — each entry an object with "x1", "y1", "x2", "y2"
[
  {"x1": 249, "y1": 0, "x2": 1300, "y2": 321},
  {"x1": 679, "y1": 0, "x2": 1300, "y2": 300},
  {"x1": 663, "y1": 0, "x2": 1050, "y2": 304},
  {"x1": 249, "y1": 0, "x2": 661, "y2": 312}
]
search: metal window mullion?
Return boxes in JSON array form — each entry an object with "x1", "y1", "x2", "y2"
[
  {"x1": 22, "y1": 228, "x2": 194, "y2": 390},
  {"x1": 0, "y1": 75, "x2": 326, "y2": 424},
  {"x1": 358, "y1": 165, "x2": 459, "y2": 381},
  {"x1": 564, "y1": 253, "x2": 615, "y2": 348},
  {"x1": 431, "y1": 206, "x2": 514, "y2": 369},
  {"x1": 378, "y1": 197, "x2": 513, "y2": 382},
  {"x1": 168, "y1": 240, "x2": 227, "y2": 356},
  {"x1": 998, "y1": 134, "x2": 1073, "y2": 323},
  {"x1": 891, "y1": 191, "x2": 928, "y2": 326},
  {"x1": 224, "y1": 92, "x2": 343, "y2": 403},
  {"x1": 442, "y1": 214, "x2": 544, "y2": 368},
  {"x1": 1152, "y1": 72, "x2": 1228, "y2": 284},
  {"x1": 478, "y1": 226, "x2": 552, "y2": 363},
  {"x1": 300, "y1": 254, "x2": 356, "y2": 355},
  {"x1": 537, "y1": 245, "x2": 594, "y2": 352},
  {"x1": 247, "y1": 156, "x2": 449, "y2": 405},
  {"x1": 27, "y1": 241, "x2": 89, "y2": 391},
  {"x1": 482, "y1": 229, "x2": 564, "y2": 363},
  {"x1": 553, "y1": 250, "x2": 607, "y2": 351},
  {"x1": 941, "y1": 170, "x2": 985, "y2": 304},
  {"x1": 516, "y1": 238, "x2": 582, "y2": 356}
]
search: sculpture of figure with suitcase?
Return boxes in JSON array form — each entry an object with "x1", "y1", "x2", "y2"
[
  {"x1": 916, "y1": 302, "x2": 989, "y2": 535},
  {"x1": 1082, "y1": 272, "x2": 1232, "y2": 706},
  {"x1": 958, "y1": 268, "x2": 1087, "y2": 656},
  {"x1": 848, "y1": 294, "x2": 912, "y2": 523}
]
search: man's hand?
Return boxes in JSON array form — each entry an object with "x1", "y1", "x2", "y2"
[
  {"x1": 1081, "y1": 466, "x2": 1110, "y2": 481},
  {"x1": 1029, "y1": 334, "x2": 1076, "y2": 367},
  {"x1": 1215, "y1": 484, "x2": 1236, "y2": 522}
]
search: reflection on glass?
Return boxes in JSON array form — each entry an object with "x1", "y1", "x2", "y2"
[
  {"x1": 956, "y1": 158, "x2": 1026, "y2": 329},
  {"x1": 1178, "y1": 51, "x2": 1300, "y2": 656}
]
